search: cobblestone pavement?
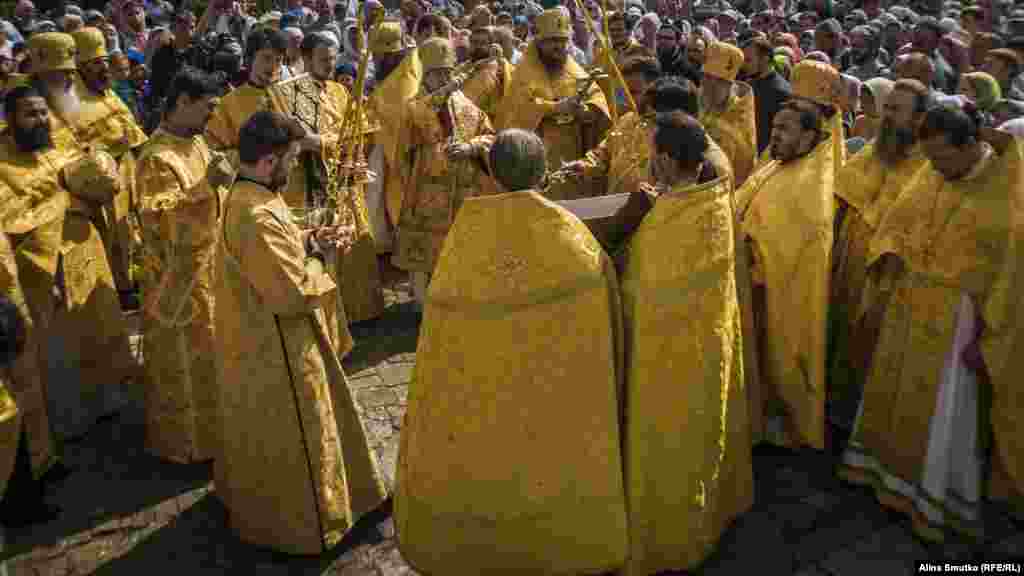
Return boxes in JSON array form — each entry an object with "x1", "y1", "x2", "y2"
[{"x1": 1, "y1": 264, "x2": 1022, "y2": 576}]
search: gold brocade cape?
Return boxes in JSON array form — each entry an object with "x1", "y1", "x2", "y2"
[
  {"x1": 0, "y1": 132, "x2": 131, "y2": 442},
  {"x1": 63, "y1": 77, "x2": 149, "y2": 290},
  {"x1": 216, "y1": 179, "x2": 387, "y2": 554},
  {"x1": 205, "y1": 83, "x2": 271, "y2": 162},
  {"x1": 700, "y1": 83, "x2": 757, "y2": 188},
  {"x1": 368, "y1": 50, "x2": 423, "y2": 227},
  {"x1": 395, "y1": 190, "x2": 628, "y2": 575},
  {"x1": 737, "y1": 137, "x2": 835, "y2": 450},
  {"x1": 619, "y1": 176, "x2": 754, "y2": 575},
  {"x1": 494, "y1": 43, "x2": 611, "y2": 175},
  {"x1": 134, "y1": 128, "x2": 221, "y2": 464},
  {"x1": 457, "y1": 57, "x2": 511, "y2": 121},
  {"x1": 66, "y1": 76, "x2": 148, "y2": 159},
  {"x1": 850, "y1": 141, "x2": 1024, "y2": 521},
  {"x1": 281, "y1": 77, "x2": 384, "y2": 325},
  {"x1": 392, "y1": 91, "x2": 495, "y2": 273}
]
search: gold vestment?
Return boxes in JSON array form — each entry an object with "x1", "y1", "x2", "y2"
[
  {"x1": 392, "y1": 91, "x2": 494, "y2": 274},
  {"x1": 619, "y1": 176, "x2": 753, "y2": 574},
  {"x1": 135, "y1": 129, "x2": 221, "y2": 463},
  {"x1": 396, "y1": 190, "x2": 628, "y2": 575},
  {"x1": 701, "y1": 82, "x2": 758, "y2": 188},
  {"x1": 495, "y1": 43, "x2": 611, "y2": 194},
  {"x1": 0, "y1": 132, "x2": 131, "y2": 442},
  {"x1": 215, "y1": 179, "x2": 388, "y2": 554},
  {"x1": 64, "y1": 76, "x2": 148, "y2": 292},
  {"x1": 368, "y1": 50, "x2": 423, "y2": 227},
  {"x1": 276, "y1": 75, "x2": 385, "y2": 325},
  {"x1": 737, "y1": 138, "x2": 835, "y2": 450},
  {"x1": 840, "y1": 141, "x2": 1024, "y2": 541}
]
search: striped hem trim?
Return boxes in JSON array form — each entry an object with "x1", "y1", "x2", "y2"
[{"x1": 839, "y1": 446, "x2": 983, "y2": 543}]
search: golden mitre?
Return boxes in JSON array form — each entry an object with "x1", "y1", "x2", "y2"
[
  {"x1": 28, "y1": 32, "x2": 77, "y2": 74},
  {"x1": 791, "y1": 59, "x2": 841, "y2": 108},
  {"x1": 535, "y1": 8, "x2": 572, "y2": 41},
  {"x1": 420, "y1": 37, "x2": 456, "y2": 73},
  {"x1": 71, "y1": 27, "x2": 107, "y2": 64},
  {"x1": 370, "y1": 20, "x2": 404, "y2": 55}
]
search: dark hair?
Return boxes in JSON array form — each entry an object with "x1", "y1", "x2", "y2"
[
  {"x1": 891, "y1": 78, "x2": 933, "y2": 113},
  {"x1": 238, "y1": 111, "x2": 304, "y2": 165},
  {"x1": 489, "y1": 128, "x2": 546, "y2": 191},
  {"x1": 650, "y1": 76, "x2": 700, "y2": 116},
  {"x1": 211, "y1": 50, "x2": 243, "y2": 80},
  {"x1": 621, "y1": 56, "x2": 661, "y2": 82},
  {"x1": 915, "y1": 15, "x2": 943, "y2": 35},
  {"x1": 245, "y1": 27, "x2": 287, "y2": 65},
  {"x1": 164, "y1": 66, "x2": 224, "y2": 115},
  {"x1": 653, "y1": 111, "x2": 707, "y2": 170},
  {"x1": 300, "y1": 31, "x2": 337, "y2": 56},
  {"x1": 919, "y1": 104, "x2": 980, "y2": 147},
  {"x1": 781, "y1": 98, "x2": 823, "y2": 133},
  {"x1": 416, "y1": 13, "x2": 452, "y2": 36},
  {"x1": 4, "y1": 85, "x2": 43, "y2": 127},
  {"x1": 0, "y1": 294, "x2": 25, "y2": 366}
]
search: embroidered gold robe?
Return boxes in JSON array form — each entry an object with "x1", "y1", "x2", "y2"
[
  {"x1": 0, "y1": 131, "x2": 132, "y2": 441},
  {"x1": 828, "y1": 143, "x2": 929, "y2": 426},
  {"x1": 495, "y1": 44, "x2": 611, "y2": 191},
  {"x1": 367, "y1": 50, "x2": 422, "y2": 230},
  {"x1": 839, "y1": 141, "x2": 1024, "y2": 541},
  {"x1": 457, "y1": 56, "x2": 511, "y2": 121},
  {"x1": 280, "y1": 77, "x2": 385, "y2": 325},
  {"x1": 392, "y1": 92, "x2": 494, "y2": 274},
  {"x1": 215, "y1": 179, "x2": 388, "y2": 554},
  {"x1": 0, "y1": 228, "x2": 53, "y2": 478},
  {"x1": 736, "y1": 138, "x2": 835, "y2": 450},
  {"x1": 62, "y1": 77, "x2": 148, "y2": 292},
  {"x1": 134, "y1": 129, "x2": 221, "y2": 463},
  {"x1": 205, "y1": 81, "x2": 355, "y2": 352},
  {"x1": 395, "y1": 190, "x2": 628, "y2": 575},
  {"x1": 205, "y1": 83, "x2": 271, "y2": 165},
  {"x1": 701, "y1": 82, "x2": 758, "y2": 188},
  {"x1": 620, "y1": 176, "x2": 753, "y2": 575}
]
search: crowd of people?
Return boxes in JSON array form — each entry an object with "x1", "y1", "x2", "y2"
[{"x1": 0, "y1": 0, "x2": 1020, "y2": 572}]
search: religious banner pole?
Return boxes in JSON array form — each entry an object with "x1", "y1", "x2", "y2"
[
  {"x1": 573, "y1": 0, "x2": 638, "y2": 118},
  {"x1": 600, "y1": 0, "x2": 617, "y2": 122}
]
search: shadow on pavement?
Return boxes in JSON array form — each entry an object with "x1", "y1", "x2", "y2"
[
  {"x1": 3, "y1": 411, "x2": 212, "y2": 561},
  {"x1": 88, "y1": 493, "x2": 390, "y2": 575}
]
